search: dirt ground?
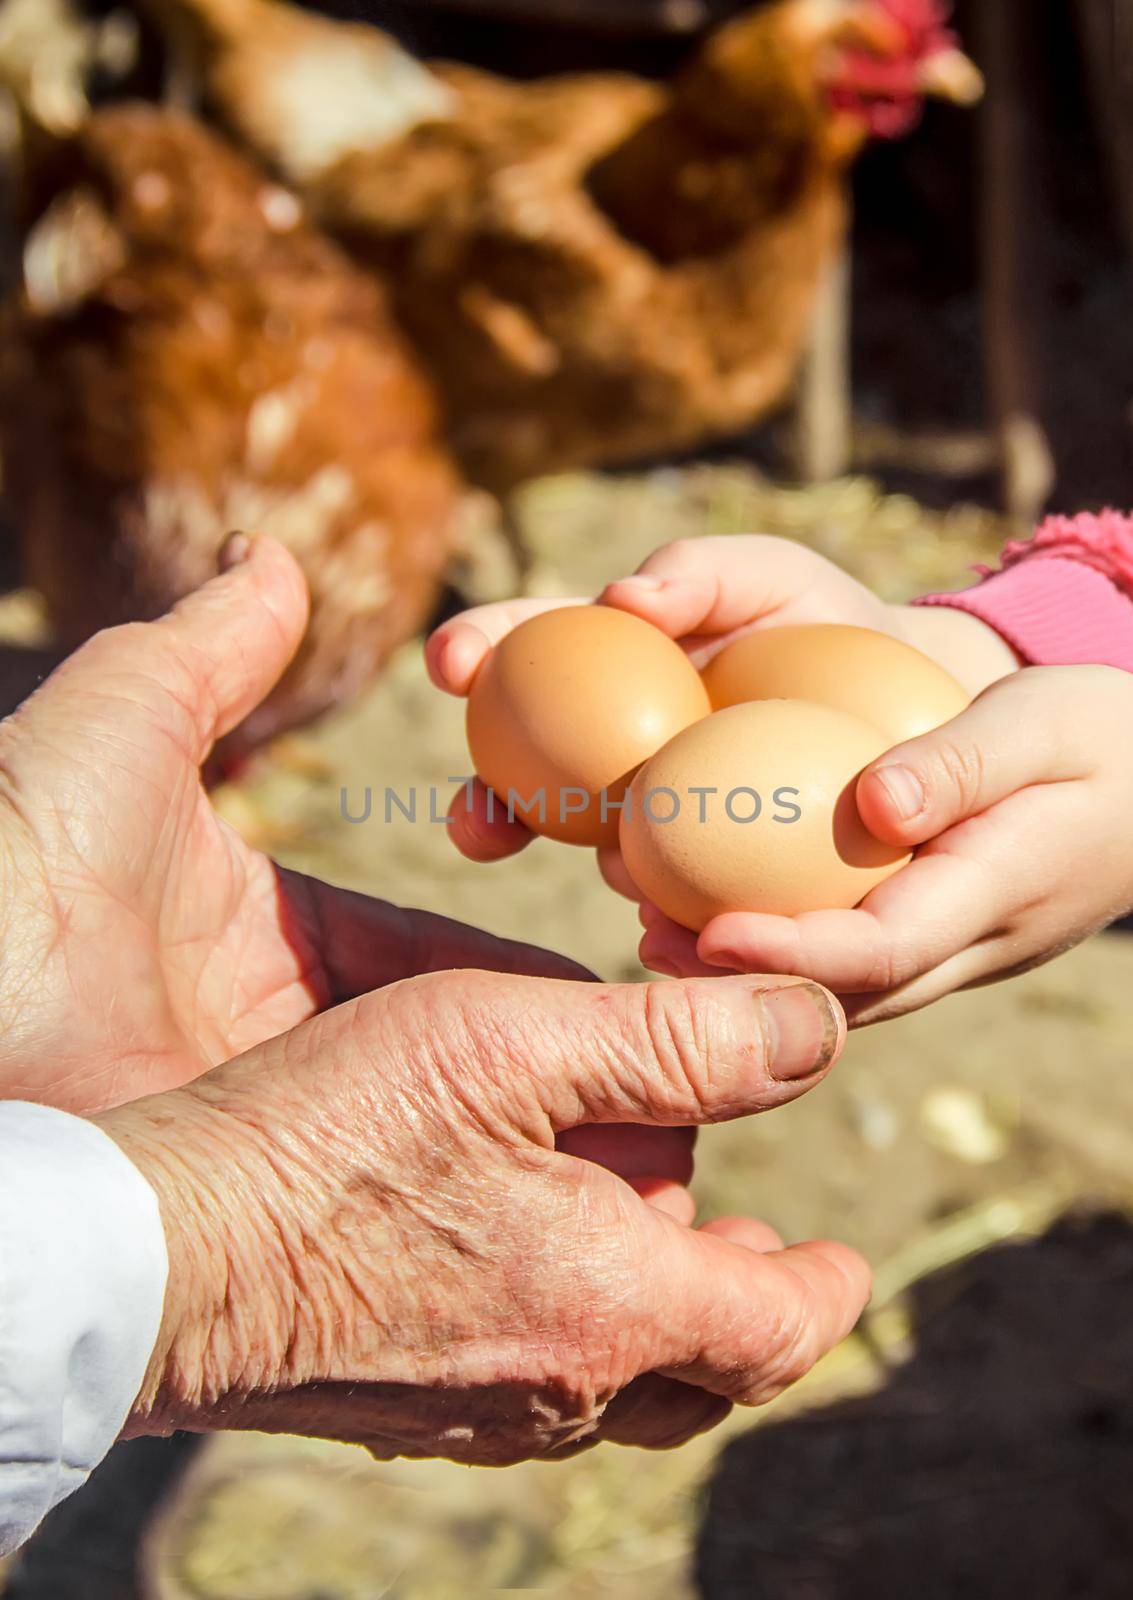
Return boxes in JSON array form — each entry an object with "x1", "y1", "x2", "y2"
[{"x1": 6, "y1": 466, "x2": 1133, "y2": 1599}]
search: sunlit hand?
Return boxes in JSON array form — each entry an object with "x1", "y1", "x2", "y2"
[
  {"x1": 650, "y1": 666, "x2": 1133, "y2": 1024},
  {"x1": 100, "y1": 965, "x2": 867, "y2": 1463},
  {"x1": 0, "y1": 536, "x2": 589, "y2": 1113},
  {"x1": 426, "y1": 534, "x2": 1017, "y2": 892}
]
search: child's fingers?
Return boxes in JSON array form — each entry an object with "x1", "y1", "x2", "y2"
[
  {"x1": 425, "y1": 619, "x2": 493, "y2": 696},
  {"x1": 597, "y1": 847, "x2": 643, "y2": 901},
  {"x1": 600, "y1": 553, "x2": 725, "y2": 640},
  {"x1": 426, "y1": 598, "x2": 589, "y2": 695},
  {"x1": 844, "y1": 912, "x2": 1061, "y2": 1026},
  {"x1": 599, "y1": 535, "x2": 822, "y2": 643},
  {"x1": 639, "y1": 915, "x2": 729, "y2": 978},
  {"x1": 695, "y1": 843, "x2": 1006, "y2": 995},
  {"x1": 448, "y1": 778, "x2": 536, "y2": 862},
  {"x1": 844, "y1": 943, "x2": 1008, "y2": 1027},
  {"x1": 857, "y1": 668, "x2": 1095, "y2": 849}
]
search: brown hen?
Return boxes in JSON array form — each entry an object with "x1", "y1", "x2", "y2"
[
  {"x1": 0, "y1": 104, "x2": 463, "y2": 757},
  {"x1": 144, "y1": 0, "x2": 982, "y2": 493}
]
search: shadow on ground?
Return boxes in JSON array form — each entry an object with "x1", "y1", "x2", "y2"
[
  {"x1": 3, "y1": 1437, "x2": 201, "y2": 1600},
  {"x1": 698, "y1": 1212, "x2": 1133, "y2": 1600}
]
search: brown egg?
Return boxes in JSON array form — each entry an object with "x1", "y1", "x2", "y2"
[
  {"x1": 701, "y1": 624, "x2": 970, "y2": 745},
  {"x1": 467, "y1": 606, "x2": 711, "y2": 847},
  {"x1": 619, "y1": 700, "x2": 910, "y2": 931}
]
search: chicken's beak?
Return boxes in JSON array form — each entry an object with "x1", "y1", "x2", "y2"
[{"x1": 918, "y1": 48, "x2": 985, "y2": 106}]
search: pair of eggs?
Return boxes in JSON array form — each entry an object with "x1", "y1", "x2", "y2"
[{"x1": 466, "y1": 607, "x2": 969, "y2": 932}]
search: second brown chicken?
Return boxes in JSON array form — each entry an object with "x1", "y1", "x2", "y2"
[
  {"x1": 142, "y1": 0, "x2": 983, "y2": 493},
  {"x1": 0, "y1": 104, "x2": 463, "y2": 758}
]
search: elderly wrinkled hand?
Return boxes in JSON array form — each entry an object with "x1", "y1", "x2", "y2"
[
  {"x1": 0, "y1": 530, "x2": 869, "y2": 1478},
  {"x1": 98, "y1": 963, "x2": 867, "y2": 1464},
  {"x1": 0, "y1": 535, "x2": 589, "y2": 1114}
]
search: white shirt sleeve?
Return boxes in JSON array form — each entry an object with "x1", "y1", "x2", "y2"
[{"x1": 0, "y1": 1102, "x2": 168, "y2": 1556}]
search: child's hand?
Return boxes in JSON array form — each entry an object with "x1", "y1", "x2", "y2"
[
  {"x1": 644, "y1": 666, "x2": 1133, "y2": 1024},
  {"x1": 427, "y1": 535, "x2": 1015, "y2": 871}
]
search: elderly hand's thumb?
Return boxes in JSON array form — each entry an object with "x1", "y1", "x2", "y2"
[
  {"x1": 16, "y1": 534, "x2": 309, "y2": 769},
  {"x1": 152, "y1": 534, "x2": 309, "y2": 755},
  {"x1": 439, "y1": 971, "x2": 845, "y2": 1134}
]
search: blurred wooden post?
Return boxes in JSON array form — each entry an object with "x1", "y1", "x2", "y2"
[
  {"x1": 978, "y1": 0, "x2": 1056, "y2": 524},
  {"x1": 1074, "y1": 0, "x2": 1133, "y2": 274},
  {"x1": 790, "y1": 242, "x2": 853, "y2": 483}
]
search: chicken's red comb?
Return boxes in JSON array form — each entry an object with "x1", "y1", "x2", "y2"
[
  {"x1": 876, "y1": 0, "x2": 958, "y2": 56},
  {"x1": 830, "y1": 0, "x2": 964, "y2": 138}
]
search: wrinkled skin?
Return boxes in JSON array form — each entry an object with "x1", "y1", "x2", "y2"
[
  {"x1": 99, "y1": 963, "x2": 868, "y2": 1464},
  {"x1": 0, "y1": 536, "x2": 591, "y2": 1114},
  {"x1": 0, "y1": 533, "x2": 870, "y2": 1464}
]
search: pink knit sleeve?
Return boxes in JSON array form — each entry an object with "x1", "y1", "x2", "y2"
[{"x1": 914, "y1": 510, "x2": 1133, "y2": 673}]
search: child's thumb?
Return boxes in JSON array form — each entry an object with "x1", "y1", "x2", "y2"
[{"x1": 856, "y1": 674, "x2": 1073, "y2": 846}]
